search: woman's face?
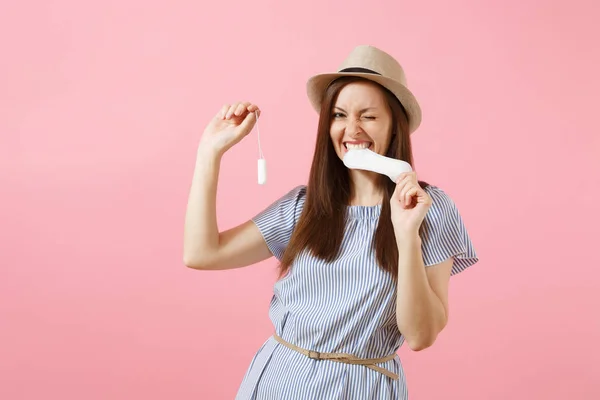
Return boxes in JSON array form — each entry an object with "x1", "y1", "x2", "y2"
[{"x1": 329, "y1": 81, "x2": 393, "y2": 160}]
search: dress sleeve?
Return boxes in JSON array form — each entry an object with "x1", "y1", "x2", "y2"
[
  {"x1": 420, "y1": 185, "x2": 479, "y2": 276},
  {"x1": 251, "y1": 185, "x2": 307, "y2": 261}
]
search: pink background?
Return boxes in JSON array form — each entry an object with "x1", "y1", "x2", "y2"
[{"x1": 2, "y1": 0, "x2": 599, "y2": 399}]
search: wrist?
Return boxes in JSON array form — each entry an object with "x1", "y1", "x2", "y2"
[
  {"x1": 195, "y1": 146, "x2": 224, "y2": 174},
  {"x1": 197, "y1": 143, "x2": 223, "y2": 162},
  {"x1": 394, "y1": 228, "x2": 421, "y2": 246}
]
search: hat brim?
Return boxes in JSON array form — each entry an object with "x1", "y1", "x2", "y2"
[{"x1": 306, "y1": 72, "x2": 422, "y2": 134}]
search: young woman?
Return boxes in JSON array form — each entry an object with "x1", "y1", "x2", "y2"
[{"x1": 184, "y1": 45, "x2": 479, "y2": 399}]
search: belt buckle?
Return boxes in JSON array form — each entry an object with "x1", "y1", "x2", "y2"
[{"x1": 307, "y1": 350, "x2": 321, "y2": 360}]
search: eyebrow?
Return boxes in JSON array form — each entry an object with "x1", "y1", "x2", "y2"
[{"x1": 334, "y1": 106, "x2": 377, "y2": 113}]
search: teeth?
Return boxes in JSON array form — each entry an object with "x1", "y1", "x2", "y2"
[{"x1": 346, "y1": 143, "x2": 370, "y2": 150}]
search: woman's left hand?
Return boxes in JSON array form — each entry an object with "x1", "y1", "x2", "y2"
[{"x1": 390, "y1": 172, "x2": 432, "y2": 237}]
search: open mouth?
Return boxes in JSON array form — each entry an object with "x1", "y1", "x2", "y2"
[{"x1": 343, "y1": 141, "x2": 372, "y2": 151}]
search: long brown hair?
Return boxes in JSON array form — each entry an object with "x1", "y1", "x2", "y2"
[{"x1": 279, "y1": 76, "x2": 429, "y2": 280}]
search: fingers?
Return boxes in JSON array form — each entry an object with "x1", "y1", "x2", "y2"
[
  {"x1": 218, "y1": 104, "x2": 229, "y2": 119},
  {"x1": 393, "y1": 172, "x2": 420, "y2": 208},
  {"x1": 393, "y1": 173, "x2": 413, "y2": 198},
  {"x1": 237, "y1": 111, "x2": 257, "y2": 134},
  {"x1": 402, "y1": 187, "x2": 419, "y2": 207},
  {"x1": 224, "y1": 103, "x2": 239, "y2": 119},
  {"x1": 220, "y1": 101, "x2": 261, "y2": 120},
  {"x1": 233, "y1": 102, "x2": 248, "y2": 117},
  {"x1": 248, "y1": 103, "x2": 260, "y2": 118}
]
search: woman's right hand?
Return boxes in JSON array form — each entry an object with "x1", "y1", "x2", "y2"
[{"x1": 198, "y1": 102, "x2": 261, "y2": 157}]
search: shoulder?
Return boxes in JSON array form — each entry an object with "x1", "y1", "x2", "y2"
[
  {"x1": 276, "y1": 184, "x2": 307, "y2": 213},
  {"x1": 283, "y1": 184, "x2": 307, "y2": 202},
  {"x1": 252, "y1": 184, "x2": 307, "y2": 224},
  {"x1": 421, "y1": 184, "x2": 463, "y2": 234},
  {"x1": 263, "y1": 184, "x2": 307, "y2": 207},
  {"x1": 423, "y1": 185, "x2": 458, "y2": 216},
  {"x1": 251, "y1": 185, "x2": 307, "y2": 260},
  {"x1": 420, "y1": 185, "x2": 479, "y2": 273}
]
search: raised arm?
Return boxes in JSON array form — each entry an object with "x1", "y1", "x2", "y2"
[{"x1": 183, "y1": 102, "x2": 272, "y2": 270}]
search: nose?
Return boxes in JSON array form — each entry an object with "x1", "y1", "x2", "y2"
[{"x1": 345, "y1": 118, "x2": 363, "y2": 138}]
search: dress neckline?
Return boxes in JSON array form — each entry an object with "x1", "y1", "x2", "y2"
[{"x1": 346, "y1": 204, "x2": 382, "y2": 219}]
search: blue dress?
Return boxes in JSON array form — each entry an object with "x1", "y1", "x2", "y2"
[{"x1": 235, "y1": 184, "x2": 479, "y2": 399}]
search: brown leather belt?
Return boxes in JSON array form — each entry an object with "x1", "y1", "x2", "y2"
[{"x1": 272, "y1": 334, "x2": 399, "y2": 380}]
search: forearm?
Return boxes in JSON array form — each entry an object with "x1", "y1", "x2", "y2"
[
  {"x1": 183, "y1": 147, "x2": 222, "y2": 267},
  {"x1": 395, "y1": 233, "x2": 447, "y2": 350}
]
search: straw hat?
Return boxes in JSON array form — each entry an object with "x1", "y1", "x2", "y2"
[{"x1": 306, "y1": 45, "x2": 422, "y2": 134}]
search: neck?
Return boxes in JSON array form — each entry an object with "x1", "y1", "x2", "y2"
[{"x1": 348, "y1": 170, "x2": 383, "y2": 206}]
